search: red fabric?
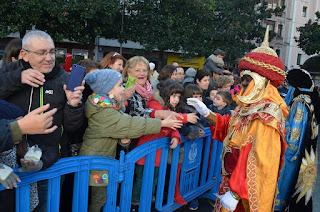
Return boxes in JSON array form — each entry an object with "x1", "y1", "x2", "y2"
[
  {"x1": 174, "y1": 165, "x2": 187, "y2": 205},
  {"x1": 135, "y1": 99, "x2": 182, "y2": 166},
  {"x1": 224, "y1": 147, "x2": 240, "y2": 175},
  {"x1": 148, "y1": 99, "x2": 188, "y2": 123},
  {"x1": 229, "y1": 143, "x2": 252, "y2": 200},
  {"x1": 60, "y1": 53, "x2": 72, "y2": 73},
  {"x1": 210, "y1": 113, "x2": 231, "y2": 142},
  {"x1": 238, "y1": 52, "x2": 285, "y2": 87}
]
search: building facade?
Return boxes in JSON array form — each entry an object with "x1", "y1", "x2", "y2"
[{"x1": 266, "y1": 0, "x2": 320, "y2": 69}]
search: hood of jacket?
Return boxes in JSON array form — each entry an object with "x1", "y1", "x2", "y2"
[
  {"x1": 152, "y1": 87, "x2": 166, "y2": 108},
  {"x1": 208, "y1": 54, "x2": 224, "y2": 67}
]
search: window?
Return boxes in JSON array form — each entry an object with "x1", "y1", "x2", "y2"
[
  {"x1": 72, "y1": 49, "x2": 88, "y2": 59},
  {"x1": 302, "y1": 6, "x2": 307, "y2": 18},
  {"x1": 297, "y1": 54, "x2": 302, "y2": 65},
  {"x1": 56, "y1": 48, "x2": 67, "y2": 58},
  {"x1": 264, "y1": 20, "x2": 276, "y2": 32},
  {"x1": 277, "y1": 24, "x2": 283, "y2": 37},
  {"x1": 276, "y1": 49, "x2": 281, "y2": 57},
  {"x1": 267, "y1": 0, "x2": 283, "y2": 9}
]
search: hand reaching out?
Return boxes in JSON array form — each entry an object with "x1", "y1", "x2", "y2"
[
  {"x1": 187, "y1": 98, "x2": 210, "y2": 117},
  {"x1": 0, "y1": 164, "x2": 20, "y2": 189},
  {"x1": 187, "y1": 113, "x2": 199, "y2": 124},
  {"x1": 199, "y1": 128, "x2": 205, "y2": 138},
  {"x1": 161, "y1": 113, "x2": 183, "y2": 130},
  {"x1": 170, "y1": 137, "x2": 179, "y2": 149},
  {"x1": 17, "y1": 104, "x2": 58, "y2": 135}
]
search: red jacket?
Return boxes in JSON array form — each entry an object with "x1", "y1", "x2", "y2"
[{"x1": 135, "y1": 99, "x2": 187, "y2": 166}]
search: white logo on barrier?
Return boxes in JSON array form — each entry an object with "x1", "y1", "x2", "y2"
[{"x1": 188, "y1": 142, "x2": 197, "y2": 164}]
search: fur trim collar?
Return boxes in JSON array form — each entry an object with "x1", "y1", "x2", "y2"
[{"x1": 208, "y1": 54, "x2": 224, "y2": 67}]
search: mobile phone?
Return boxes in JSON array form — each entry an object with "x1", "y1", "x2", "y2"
[
  {"x1": 125, "y1": 76, "x2": 136, "y2": 89},
  {"x1": 66, "y1": 64, "x2": 86, "y2": 91}
]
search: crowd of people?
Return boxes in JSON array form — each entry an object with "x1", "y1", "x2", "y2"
[{"x1": 0, "y1": 28, "x2": 319, "y2": 212}]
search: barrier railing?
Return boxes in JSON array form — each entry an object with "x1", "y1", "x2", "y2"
[{"x1": 0, "y1": 127, "x2": 223, "y2": 212}]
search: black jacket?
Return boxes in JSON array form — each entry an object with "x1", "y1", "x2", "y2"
[{"x1": 0, "y1": 60, "x2": 84, "y2": 169}]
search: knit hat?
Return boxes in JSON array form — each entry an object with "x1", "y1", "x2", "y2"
[
  {"x1": 0, "y1": 99, "x2": 24, "y2": 119},
  {"x1": 238, "y1": 26, "x2": 286, "y2": 87},
  {"x1": 149, "y1": 62, "x2": 155, "y2": 70},
  {"x1": 85, "y1": 69, "x2": 122, "y2": 97},
  {"x1": 185, "y1": 68, "x2": 197, "y2": 78}
]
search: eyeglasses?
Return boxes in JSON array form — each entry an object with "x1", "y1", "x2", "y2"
[{"x1": 23, "y1": 48, "x2": 57, "y2": 57}]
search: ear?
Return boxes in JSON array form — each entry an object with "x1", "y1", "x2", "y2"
[
  {"x1": 11, "y1": 57, "x2": 17, "y2": 62},
  {"x1": 20, "y1": 49, "x2": 29, "y2": 62},
  {"x1": 196, "y1": 79, "x2": 200, "y2": 84}
]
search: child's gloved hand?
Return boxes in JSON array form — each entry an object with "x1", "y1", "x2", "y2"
[
  {"x1": 19, "y1": 145, "x2": 43, "y2": 172},
  {"x1": 170, "y1": 137, "x2": 179, "y2": 149},
  {"x1": 19, "y1": 159, "x2": 43, "y2": 172},
  {"x1": 187, "y1": 98, "x2": 210, "y2": 117},
  {"x1": 0, "y1": 164, "x2": 21, "y2": 189}
]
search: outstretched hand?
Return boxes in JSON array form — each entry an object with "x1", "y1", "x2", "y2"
[
  {"x1": 0, "y1": 164, "x2": 20, "y2": 189},
  {"x1": 187, "y1": 113, "x2": 199, "y2": 124},
  {"x1": 19, "y1": 159, "x2": 43, "y2": 172},
  {"x1": 187, "y1": 98, "x2": 210, "y2": 117},
  {"x1": 17, "y1": 104, "x2": 58, "y2": 135},
  {"x1": 170, "y1": 137, "x2": 179, "y2": 149},
  {"x1": 161, "y1": 113, "x2": 183, "y2": 130}
]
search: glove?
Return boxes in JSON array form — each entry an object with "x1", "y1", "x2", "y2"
[
  {"x1": 19, "y1": 159, "x2": 43, "y2": 172},
  {"x1": 24, "y1": 145, "x2": 42, "y2": 161},
  {"x1": 0, "y1": 164, "x2": 20, "y2": 189},
  {"x1": 220, "y1": 191, "x2": 239, "y2": 211},
  {"x1": 19, "y1": 145, "x2": 43, "y2": 172},
  {"x1": 187, "y1": 98, "x2": 210, "y2": 117}
]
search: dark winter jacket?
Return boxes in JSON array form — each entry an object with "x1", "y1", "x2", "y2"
[
  {"x1": 0, "y1": 60, "x2": 84, "y2": 169},
  {"x1": 209, "y1": 104, "x2": 233, "y2": 116}
]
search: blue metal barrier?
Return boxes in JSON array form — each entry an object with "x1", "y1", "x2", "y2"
[{"x1": 0, "y1": 127, "x2": 223, "y2": 212}]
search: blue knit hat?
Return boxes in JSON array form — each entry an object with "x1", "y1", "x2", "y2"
[{"x1": 85, "y1": 69, "x2": 122, "y2": 97}]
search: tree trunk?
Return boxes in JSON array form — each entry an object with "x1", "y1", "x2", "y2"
[
  {"x1": 88, "y1": 37, "x2": 95, "y2": 59},
  {"x1": 20, "y1": 28, "x2": 27, "y2": 38},
  {"x1": 158, "y1": 50, "x2": 164, "y2": 71}
]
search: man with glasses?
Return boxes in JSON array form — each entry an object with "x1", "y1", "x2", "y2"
[
  {"x1": 175, "y1": 66, "x2": 184, "y2": 84},
  {"x1": 0, "y1": 30, "x2": 84, "y2": 211}
]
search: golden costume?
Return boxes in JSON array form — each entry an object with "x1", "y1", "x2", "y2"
[{"x1": 207, "y1": 27, "x2": 288, "y2": 212}]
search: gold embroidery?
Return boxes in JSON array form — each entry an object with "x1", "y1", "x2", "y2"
[
  {"x1": 292, "y1": 146, "x2": 318, "y2": 205},
  {"x1": 290, "y1": 127, "x2": 301, "y2": 142},
  {"x1": 247, "y1": 142, "x2": 259, "y2": 211},
  {"x1": 294, "y1": 107, "x2": 303, "y2": 123}
]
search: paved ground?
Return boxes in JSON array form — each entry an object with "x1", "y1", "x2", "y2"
[{"x1": 174, "y1": 198, "x2": 215, "y2": 212}]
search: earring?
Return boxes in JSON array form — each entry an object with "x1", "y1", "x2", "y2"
[{"x1": 109, "y1": 94, "x2": 114, "y2": 99}]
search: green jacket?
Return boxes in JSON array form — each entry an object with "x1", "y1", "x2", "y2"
[{"x1": 80, "y1": 100, "x2": 161, "y2": 159}]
